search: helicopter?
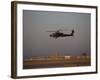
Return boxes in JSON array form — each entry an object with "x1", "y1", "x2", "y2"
[{"x1": 47, "y1": 29, "x2": 74, "y2": 39}]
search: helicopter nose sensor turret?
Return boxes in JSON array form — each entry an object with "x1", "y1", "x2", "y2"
[
  {"x1": 50, "y1": 34, "x2": 54, "y2": 37},
  {"x1": 50, "y1": 34, "x2": 53, "y2": 37}
]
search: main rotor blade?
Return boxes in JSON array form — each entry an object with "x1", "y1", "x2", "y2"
[
  {"x1": 59, "y1": 29, "x2": 73, "y2": 31},
  {"x1": 46, "y1": 31, "x2": 57, "y2": 32},
  {"x1": 46, "y1": 29, "x2": 74, "y2": 32}
]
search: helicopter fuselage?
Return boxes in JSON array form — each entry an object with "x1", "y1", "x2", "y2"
[{"x1": 50, "y1": 30, "x2": 74, "y2": 39}]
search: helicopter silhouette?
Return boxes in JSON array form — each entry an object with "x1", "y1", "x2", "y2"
[{"x1": 47, "y1": 29, "x2": 74, "y2": 39}]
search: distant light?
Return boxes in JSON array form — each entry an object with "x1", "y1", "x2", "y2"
[{"x1": 64, "y1": 56, "x2": 71, "y2": 59}]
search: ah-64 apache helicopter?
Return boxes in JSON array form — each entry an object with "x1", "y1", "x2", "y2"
[{"x1": 47, "y1": 29, "x2": 74, "y2": 39}]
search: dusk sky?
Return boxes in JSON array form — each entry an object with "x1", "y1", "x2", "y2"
[{"x1": 23, "y1": 10, "x2": 90, "y2": 59}]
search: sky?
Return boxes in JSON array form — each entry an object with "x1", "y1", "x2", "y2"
[{"x1": 23, "y1": 10, "x2": 90, "y2": 59}]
